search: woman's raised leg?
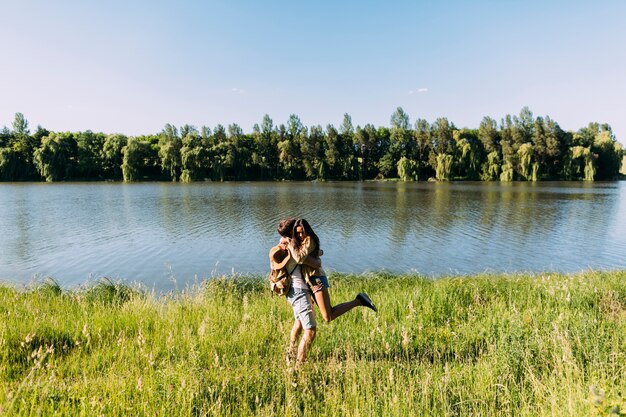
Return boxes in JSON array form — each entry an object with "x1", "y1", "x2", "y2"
[{"x1": 313, "y1": 287, "x2": 360, "y2": 323}]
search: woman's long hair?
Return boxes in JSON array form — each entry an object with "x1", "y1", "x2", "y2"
[{"x1": 291, "y1": 218, "x2": 320, "y2": 256}]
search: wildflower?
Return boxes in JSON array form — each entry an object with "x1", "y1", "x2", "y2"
[
  {"x1": 137, "y1": 376, "x2": 143, "y2": 391},
  {"x1": 406, "y1": 300, "x2": 416, "y2": 319},
  {"x1": 402, "y1": 328, "x2": 409, "y2": 348},
  {"x1": 590, "y1": 385, "x2": 604, "y2": 406},
  {"x1": 389, "y1": 367, "x2": 394, "y2": 383},
  {"x1": 137, "y1": 329, "x2": 145, "y2": 347},
  {"x1": 21, "y1": 332, "x2": 35, "y2": 348}
]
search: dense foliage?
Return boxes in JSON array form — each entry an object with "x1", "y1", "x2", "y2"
[
  {"x1": 1, "y1": 271, "x2": 625, "y2": 416},
  {"x1": 1, "y1": 108, "x2": 623, "y2": 182}
]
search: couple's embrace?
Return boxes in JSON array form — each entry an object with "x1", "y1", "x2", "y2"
[{"x1": 269, "y1": 218, "x2": 377, "y2": 368}]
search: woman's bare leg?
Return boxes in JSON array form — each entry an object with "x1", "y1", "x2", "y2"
[{"x1": 313, "y1": 287, "x2": 360, "y2": 323}]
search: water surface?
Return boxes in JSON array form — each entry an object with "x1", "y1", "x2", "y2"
[{"x1": 0, "y1": 181, "x2": 624, "y2": 290}]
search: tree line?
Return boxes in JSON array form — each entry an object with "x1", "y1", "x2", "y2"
[{"x1": 0, "y1": 107, "x2": 623, "y2": 183}]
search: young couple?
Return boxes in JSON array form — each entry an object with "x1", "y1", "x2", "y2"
[{"x1": 275, "y1": 218, "x2": 377, "y2": 367}]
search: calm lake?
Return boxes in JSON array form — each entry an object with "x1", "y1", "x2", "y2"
[{"x1": 0, "y1": 181, "x2": 625, "y2": 290}]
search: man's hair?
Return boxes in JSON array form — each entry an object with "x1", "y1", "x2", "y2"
[{"x1": 277, "y1": 218, "x2": 296, "y2": 238}]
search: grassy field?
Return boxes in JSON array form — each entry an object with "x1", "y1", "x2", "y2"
[{"x1": 1, "y1": 271, "x2": 625, "y2": 416}]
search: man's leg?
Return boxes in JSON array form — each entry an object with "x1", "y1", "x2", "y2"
[
  {"x1": 288, "y1": 319, "x2": 302, "y2": 365},
  {"x1": 296, "y1": 328, "x2": 316, "y2": 366}
]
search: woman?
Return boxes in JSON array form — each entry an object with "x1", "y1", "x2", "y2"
[
  {"x1": 288, "y1": 218, "x2": 377, "y2": 323},
  {"x1": 277, "y1": 218, "x2": 377, "y2": 367}
]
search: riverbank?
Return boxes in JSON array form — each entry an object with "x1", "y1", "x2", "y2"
[{"x1": 1, "y1": 271, "x2": 625, "y2": 416}]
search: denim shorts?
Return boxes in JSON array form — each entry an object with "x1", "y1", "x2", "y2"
[
  {"x1": 286, "y1": 286, "x2": 316, "y2": 329},
  {"x1": 309, "y1": 276, "x2": 330, "y2": 294}
]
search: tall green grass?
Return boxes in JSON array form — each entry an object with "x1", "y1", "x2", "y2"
[{"x1": 1, "y1": 271, "x2": 625, "y2": 416}]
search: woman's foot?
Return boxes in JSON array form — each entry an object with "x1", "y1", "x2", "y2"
[{"x1": 356, "y1": 293, "x2": 377, "y2": 312}]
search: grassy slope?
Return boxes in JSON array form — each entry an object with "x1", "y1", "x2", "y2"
[{"x1": 0, "y1": 271, "x2": 625, "y2": 416}]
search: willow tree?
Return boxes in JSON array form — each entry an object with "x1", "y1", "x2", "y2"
[
  {"x1": 397, "y1": 156, "x2": 417, "y2": 181},
  {"x1": 517, "y1": 143, "x2": 535, "y2": 181},
  {"x1": 481, "y1": 151, "x2": 500, "y2": 181},
  {"x1": 33, "y1": 132, "x2": 77, "y2": 181},
  {"x1": 0, "y1": 147, "x2": 19, "y2": 180},
  {"x1": 101, "y1": 134, "x2": 127, "y2": 179},
  {"x1": 180, "y1": 130, "x2": 209, "y2": 182},
  {"x1": 435, "y1": 153, "x2": 454, "y2": 181},
  {"x1": 454, "y1": 130, "x2": 481, "y2": 180},
  {"x1": 500, "y1": 156, "x2": 515, "y2": 182},
  {"x1": 122, "y1": 138, "x2": 151, "y2": 182},
  {"x1": 569, "y1": 146, "x2": 595, "y2": 181}
]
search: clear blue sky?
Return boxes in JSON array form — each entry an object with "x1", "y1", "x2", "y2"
[{"x1": 1, "y1": 1, "x2": 625, "y2": 144}]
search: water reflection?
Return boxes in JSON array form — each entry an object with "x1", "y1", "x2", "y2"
[{"x1": 0, "y1": 181, "x2": 624, "y2": 290}]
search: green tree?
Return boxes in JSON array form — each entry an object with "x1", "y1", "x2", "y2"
[
  {"x1": 569, "y1": 146, "x2": 595, "y2": 181},
  {"x1": 500, "y1": 157, "x2": 515, "y2": 182},
  {"x1": 180, "y1": 129, "x2": 210, "y2": 182},
  {"x1": 543, "y1": 116, "x2": 569, "y2": 179},
  {"x1": 226, "y1": 123, "x2": 253, "y2": 180},
  {"x1": 251, "y1": 115, "x2": 278, "y2": 180},
  {"x1": 0, "y1": 147, "x2": 19, "y2": 180},
  {"x1": 572, "y1": 122, "x2": 597, "y2": 148},
  {"x1": 122, "y1": 138, "x2": 152, "y2": 182},
  {"x1": 33, "y1": 132, "x2": 78, "y2": 181},
  {"x1": 388, "y1": 108, "x2": 412, "y2": 173},
  {"x1": 274, "y1": 116, "x2": 305, "y2": 179},
  {"x1": 158, "y1": 124, "x2": 182, "y2": 181},
  {"x1": 323, "y1": 125, "x2": 343, "y2": 179},
  {"x1": 512, "y1": 107, "x2": 534, "y2": 151},
  {"x1": 397, "y1": 156, "x2": 417, "y2": 181},
  {"x1": 593, "y1": 129, "x2": 622, "y2": 180},
  {"x1": 0, "y1": 126, "x2": 10, "y2": 148},
  {"x1": 209, "y1": 124, "x2": 228, "y2": 181},
  {"x1": 354, "y1": 124, "x2": 380, "y2": 180},
  {"x1": 301, "y1": 124, "x2": 324, "y2": 179},
  {"x1": 10, "y1": 113, "x2": 38, "y2": 179},
  {"x1": 478, "y1": 116, "x2": 499, "y2": 154},
  {"x1": 517, "y1": 143, "x2": 535, "y2": 181},
  {"x1": 454, "y1": 130, "x2": 481, "y2": 180},
  {"x1": 430, "y1": 117, "x2": 455, "y2": 174},
  {"x1": 338, "y1": 114, "x2": 357, "y2": 179},
  {"x1": 413, "y1": 119, "x2": 432, "y2": 179},
  {"x1": 76, "y1": 131, "x2": 105, "y2": 179},
  {"x1": 481, "y1": 151, "x2": 501, "y2": 181},
  {"x1": 101, "y1": 134, "x2": 128, "y2": 179},
  {"x1": 435, "y1": 153, "x2": 454, "y2": 181}
]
